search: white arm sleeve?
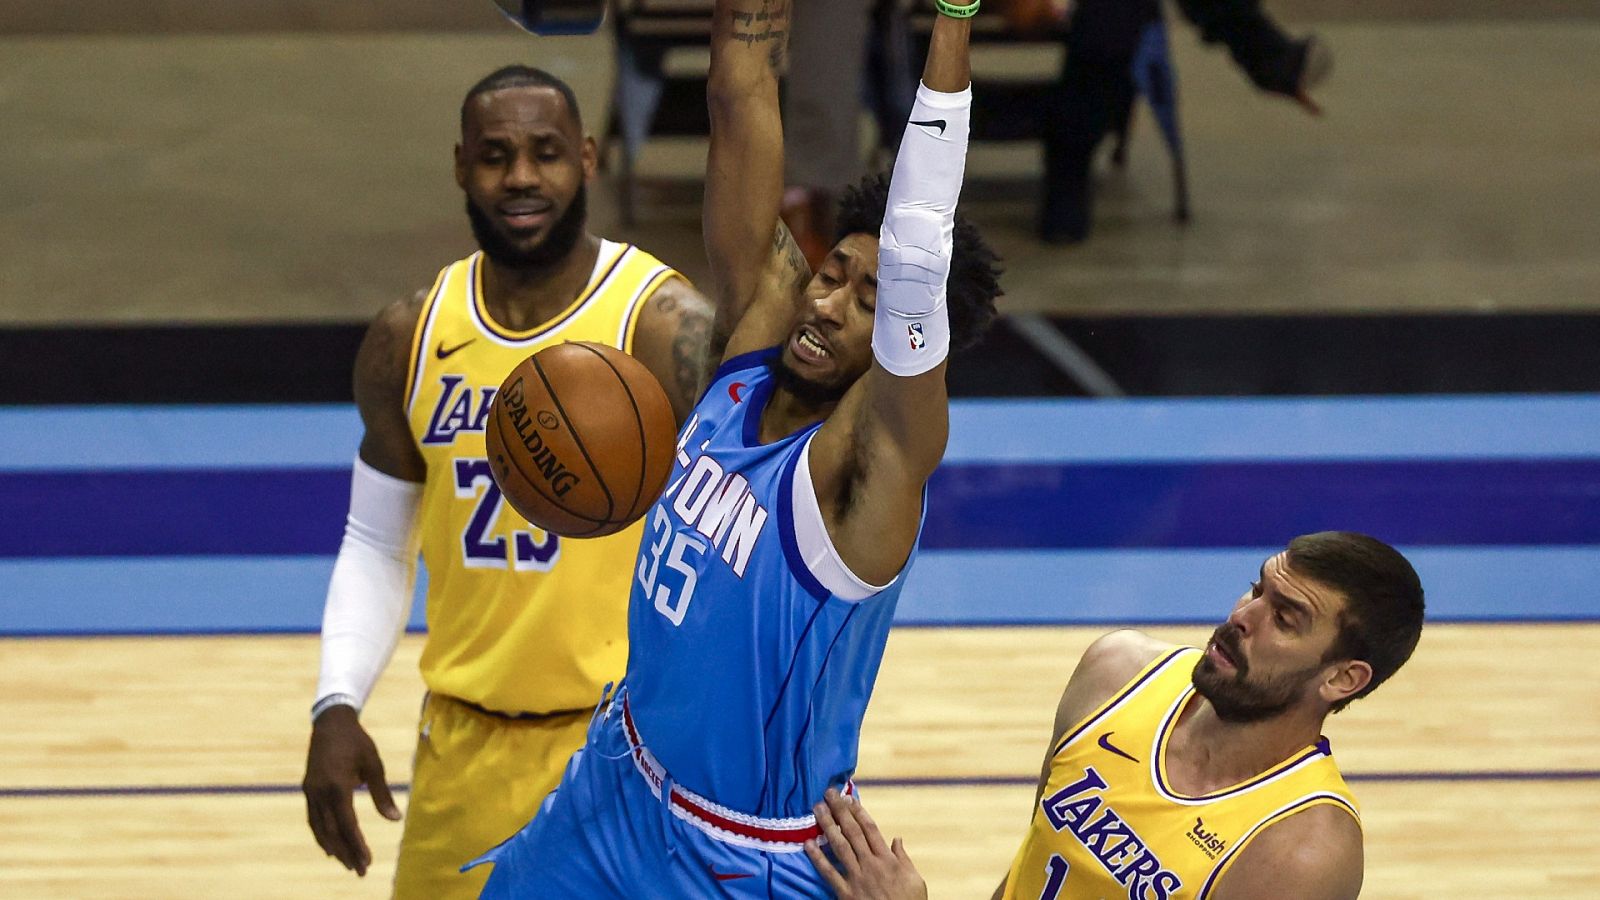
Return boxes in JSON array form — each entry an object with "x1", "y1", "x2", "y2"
[
  {"x1": 313, "y1": 457, "x2": 423, "y2": 714},
  {"x1": 873, "y1": 82, "x2": 972, "y2": 376}
]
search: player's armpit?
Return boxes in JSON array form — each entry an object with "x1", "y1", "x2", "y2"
[
  {"x1": 630, "y1": 276, "x2": 718, "y2": 427},
  {"x1": 1208, "y1": 804, "x2": 1363, "y2": 900},
  {"x1": 354, "y1": 296, "x2": 428, "y2": 483},
  {"x1": 804, "y1": 386, "x2": 931, "y2": 588}
]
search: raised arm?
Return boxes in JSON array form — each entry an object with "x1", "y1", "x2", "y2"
[
  {"x1": 806, "y1": 10, "x2": 975, "y2": 586},
  {"x1": 704, "y1": 0, "x2": 814, "y2": 361}
]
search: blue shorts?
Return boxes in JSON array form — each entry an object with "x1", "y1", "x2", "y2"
[{"x1": 466, "y1": 695, "x2": 835, "y2": 899}]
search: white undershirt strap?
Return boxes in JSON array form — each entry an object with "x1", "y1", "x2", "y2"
[{"x1": 792, "y1": 437, "x2": 891, "y2": 602}]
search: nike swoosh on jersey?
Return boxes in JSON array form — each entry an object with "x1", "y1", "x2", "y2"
[
  {"x1": 709, "y1": 866, "x2": 752, "y2": 881},
  {"x1": 909, "y1": 118, "x2": 947, "y2": 136},
  {"x1": 728, "y1": 381, "x2": 747, "y2": 402},
  {"x1": 436, "y1": 338, "x2": 475, "y2": 359},
  {"x1": 1097, "y1": 732, "x2": 1140, "y2": 763}
]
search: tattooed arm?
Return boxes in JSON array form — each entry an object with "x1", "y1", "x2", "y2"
[
  {"x1": 704, "y1": 0, "x2": 813, "y2": 362},
  {"x1": 631, "y1": 276, "x2": 719, "y2": 428}
]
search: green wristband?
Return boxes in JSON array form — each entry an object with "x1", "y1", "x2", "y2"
[{"x1": 934, "y1": 0, "x2": 980, "y2": 17}]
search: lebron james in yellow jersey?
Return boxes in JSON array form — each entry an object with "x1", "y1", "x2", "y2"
[
  {"x1": 806, "y1": 534, "x2": 1425, "y2": 900},
  {"x1": 301, "y1": 66, "x2": 729, "y2": 899}
]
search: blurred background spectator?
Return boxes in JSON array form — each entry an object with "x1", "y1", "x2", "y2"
[
  {"x1": 1030, "y1": 0, "x2": 1331, "y2": 244},
  {"x1": 780, "y1": 0, "x2": 918, "y2": 267}
]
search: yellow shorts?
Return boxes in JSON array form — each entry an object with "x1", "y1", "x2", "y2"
[{"x1": 392, "y1": 693, "x2": 591, "y2": 900}]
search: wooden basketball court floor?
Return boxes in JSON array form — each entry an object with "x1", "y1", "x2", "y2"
[{"x1": 3, "y1": 622, "x2": 1597, "y2": 898}]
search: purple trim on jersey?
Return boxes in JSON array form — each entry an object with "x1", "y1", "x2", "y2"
[
  {"x1": 468, "y1": 246, "x2": 630, "y2": 344},
  {"x1": 1151, "y1": 688, "x2": 1334, "y2": 802},
  {"x1": 741, "y1": 374, "x2": 780, "y2": 447},
  {"x1": 1195, "y1": 792, "x2": 1360, "y2": 900},
  {"x1": 1053, "y1": 647, "x2": 1191, "y2": 757},
  {"x1": 778, "y1": 441, "x2": 832, "y2": 602},
  {"x1": 403, "y1": 271, "x2": 449, "y2": 416}
]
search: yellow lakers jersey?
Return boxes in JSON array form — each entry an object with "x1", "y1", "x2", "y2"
[
  {"x1": 1003, "y1": 647, "x2": 1360, "y2": 900},
  {"x1": 404, "y1": 244, "x2": 680, "y2": 714}
]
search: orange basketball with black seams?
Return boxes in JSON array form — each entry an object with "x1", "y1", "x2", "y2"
[{"x1": 486, "y1": 341, "x2": 676, "y2": 538}]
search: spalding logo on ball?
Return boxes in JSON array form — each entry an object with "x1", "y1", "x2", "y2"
[
  {"x1": 487, "y1": 341, "x2": 676, "y2": 538},
  {"x1": 491, "y1": 0, "x2": 606, "y2": 36}
]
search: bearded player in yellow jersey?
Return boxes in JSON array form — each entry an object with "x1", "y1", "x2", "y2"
[
  {"x1": 299, "y1": 66, "x2": 735, "y2": 898},
  {"x1": 807, "y1": 531, "x2": 1425, "y2": 900}
]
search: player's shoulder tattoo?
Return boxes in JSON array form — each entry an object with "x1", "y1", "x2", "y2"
[
  {"x1": 648, "y1": 277, "x2": 718, "y2": 414},
  {"x1": 357, "y1": 293, "x2": 428, "y2": 402}
]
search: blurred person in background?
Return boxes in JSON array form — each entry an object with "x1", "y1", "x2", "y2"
[
  {"x1": 1011, "y1": 0, "x2": 1331, "y2": 243},
  {"x1": 782, "y1": 0, "x2": 919, "y2": 267}
]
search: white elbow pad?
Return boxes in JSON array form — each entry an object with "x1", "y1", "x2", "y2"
[
  {"x1": 314, "y1": 457, "x2": 423, "y2": 714},
  {"x1": 874, "y1": 83, "x2": 972, "y2": 377}
]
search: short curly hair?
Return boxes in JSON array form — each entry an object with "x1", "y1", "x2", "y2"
[
  {"x1": 461, "y1": 65, "x2": 582, "y2": 133},
  {"x1": 834, "y1": 172, "x2": 1003, "y2": 352}
]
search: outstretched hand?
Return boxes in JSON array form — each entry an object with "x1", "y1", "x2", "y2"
[
  {"x1": 302, "y1": 705, "x2": 403, "y2": 876},
  {"x1": 805, "y1": 789, "x2": 929, "y2": 900}
]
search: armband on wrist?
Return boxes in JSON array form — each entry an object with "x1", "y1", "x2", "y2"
[
  {"x1": 934, "y1": 0, "x2": 981, "y2": 18},
  {"x1": 311, "y1": 693, "x2": 360, "y2": 723}
]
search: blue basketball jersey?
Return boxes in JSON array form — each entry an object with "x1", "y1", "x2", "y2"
[{"x1": 624, "y1": 347, "x2": 915, "y2": 818}]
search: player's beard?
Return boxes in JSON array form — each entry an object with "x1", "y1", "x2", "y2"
[
  {"x1": 769, "y1": 352, "x2": 848, "y2": 406},
  {"x1": 466, "y1": 184, "x2": 587, "y2": 272},
  {"x1": 1191, "y1": 624, "x2": 1322, "y2": 724}
]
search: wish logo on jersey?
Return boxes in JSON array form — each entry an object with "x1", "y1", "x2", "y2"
[
  {"x1": 1186, "y1": 817, "x2": 1228, "y2": 860},
  {"x1": 422, "y1": 374, "x2": 496, "y2": 445},
  {"x1": 1041, "y1": 766, "x2": 1183, "y2": 900}
]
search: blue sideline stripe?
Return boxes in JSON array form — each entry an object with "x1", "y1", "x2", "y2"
[
  {"x1": 0, "y1": 558, "x2": 427, "y2": 635},
  {"x1": 0, "y1": 406, "x2": 360, "y2": 471},
  {"x1": 923, "y1": 459, "x2": 1600, "y2": 549},
  {"x1": 896, "y1": 546, "x2": 1600, "y2": 624},
  {"x1": 944, "y1": 395, "x2": 1600, "y2": 463},
  {"x1": 5, "y1": 769, "x2": 1597, "y2": 798},
  {"x1": 5, "y1": 396, "x2": 1600, "y2": 473},
  {"x1": 5, "y1": 458, "x2": 1597, "y2": 557},
  {"x1": 0, "y1": 469, "x2": 350, "y2": 557},
  {"x1": 4, "y1": 546, "x2": 1595, "y2": 634}
]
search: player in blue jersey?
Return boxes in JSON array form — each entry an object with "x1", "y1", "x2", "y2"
[{"x1": 467, "y1": 0, "x2": 1002, "y2": 895}]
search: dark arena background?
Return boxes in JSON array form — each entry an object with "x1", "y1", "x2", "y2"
[{"x1": 2, "y1": 1, "x2": 1598, "y2": 896}]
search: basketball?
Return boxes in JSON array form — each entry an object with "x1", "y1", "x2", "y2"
[{"x1": 486, "y1": 341, "x2": 676, "y2": 537}]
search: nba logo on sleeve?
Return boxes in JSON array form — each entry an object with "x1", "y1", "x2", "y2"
[{"x1": 907, "y1": 322, "x2": 925, "y2": 350}]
